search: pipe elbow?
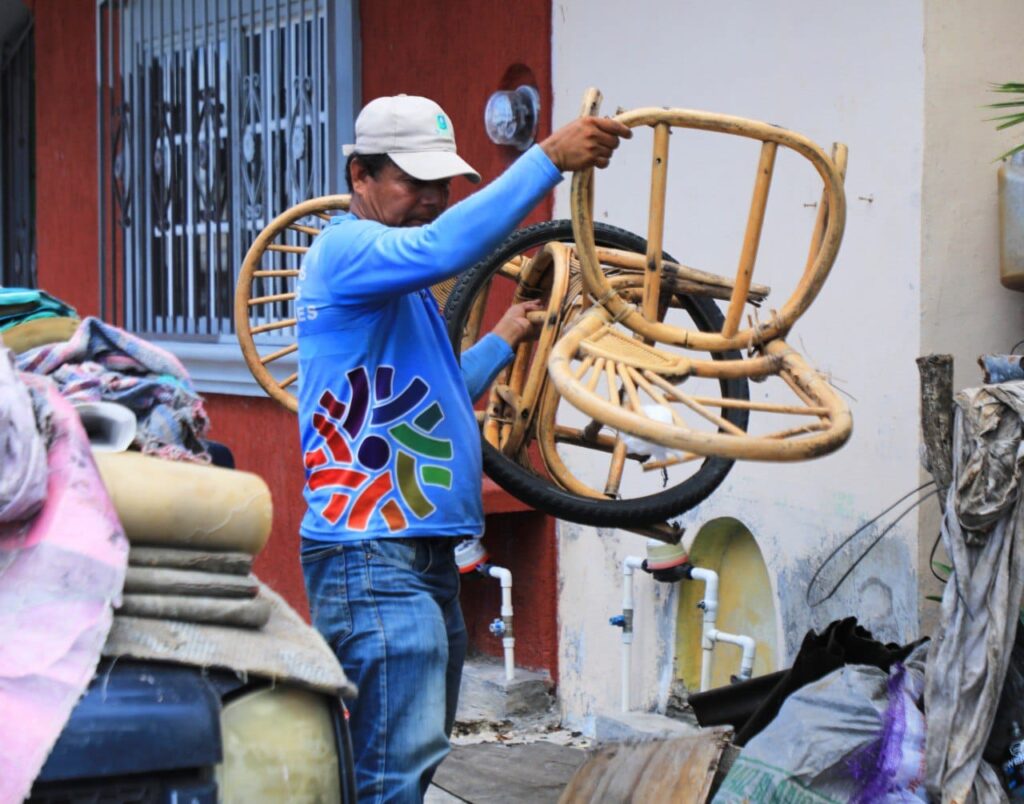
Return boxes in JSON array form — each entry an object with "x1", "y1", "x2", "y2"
[
  {"x1": 714, "y1": 631, "x2": 757, "y2": 678},
  {"x1": 483, "y1": 563, "x2": 513, "y2": 589},
  {"x1": 688, "y1": 567, "x2": 719, "y2": 598}
]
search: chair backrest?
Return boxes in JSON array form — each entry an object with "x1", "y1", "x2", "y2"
[
  {"x1": 571, "y1": 92, "x2": 847, "y2": 353},
  {"x1": 235, "y1": 195, "x2": 460, "y2": 412}
]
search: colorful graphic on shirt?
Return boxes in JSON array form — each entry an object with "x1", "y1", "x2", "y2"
[{"x1": 304, "y1": 366, "x2": 453, "y2": 531}]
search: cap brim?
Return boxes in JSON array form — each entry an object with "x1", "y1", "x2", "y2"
[{"x1": 389, "y1": 151, "x2": 481, "y2": 184}]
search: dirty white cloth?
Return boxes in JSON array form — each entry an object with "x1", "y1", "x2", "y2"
[
  {"x1": 0, "y1": 375, "x2": 128, "y2": 804},
  {"x1": 0, "y1": 346, "x2": 48, "y2": 523},
  {"x1": 924, "y1": 382, "x2": 1024, "y2": 803}
]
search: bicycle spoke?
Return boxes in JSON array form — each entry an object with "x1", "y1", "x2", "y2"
[
  {"x1": 462, "y1": 277, "x2": 493, "y2": 352},
  {"x1": 604, "y1": 440, "x2": 629, "y2": 496}
]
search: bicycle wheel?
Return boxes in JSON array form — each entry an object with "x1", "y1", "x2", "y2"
[{"x1": 444, "y1": 220, "x2": 749, "y2": 527}]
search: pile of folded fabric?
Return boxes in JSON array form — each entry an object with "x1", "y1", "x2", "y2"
[
  {"x1": 94, "y1": 449, "x2": 273, "y2": 630},
  {"x1": 4, "y1": 291, "x2": 351, "y2": 802},
  {"x1": 17, "y1": 316, "x2": 211, "y2": 462},
  {"x1": 0, "y1": 287, "x2": 79, "y2": 353}
]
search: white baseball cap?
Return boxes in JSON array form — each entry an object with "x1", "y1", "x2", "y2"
[{"x1": 343, "y1": 95, "x2": 481, "y2": 184}]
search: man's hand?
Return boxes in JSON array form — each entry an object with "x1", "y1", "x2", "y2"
[
  {"x1": 492, "y1": 299, "x2": 546, "y2": 348},
  {"x1": 540, "y1": 116, "x2": 632, "y2": 172}
]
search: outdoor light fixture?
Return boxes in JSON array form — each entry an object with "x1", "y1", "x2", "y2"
[{"x1": 484, "y1": 85, "x2": 540, "y2": 151}]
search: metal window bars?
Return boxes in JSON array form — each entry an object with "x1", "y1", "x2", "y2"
[
  {"x1": 0, "y1": 16, "x2": 36, "y2": 289},
  {"x1": 97, "y1": 0, "x2": 330, "y2": 340}
]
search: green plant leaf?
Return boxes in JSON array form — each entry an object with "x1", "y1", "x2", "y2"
[
  {"x1": 987, "y1": 82, "x2": 1024, "y2": 159},
  {"x1": 926, "y1": 595, "x2": 944, "y2": 603},
  {"x1": 933, "y1": 560, "x2": 953, "y2": 579},
  {"x1": 993, "y1": 114, "x2": 1024, "y2": 129},
  {"x1": 999, "y1": 142, "x2": 1024, "y2": 162}
]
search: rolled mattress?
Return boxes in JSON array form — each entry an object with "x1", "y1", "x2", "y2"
[{"x1": 94, "y1": 451, "x2": 272, "y2": 555}]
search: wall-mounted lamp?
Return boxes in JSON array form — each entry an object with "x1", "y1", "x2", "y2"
[{"x1": 484, "y1": 85, "x2": 540, "y2": 151}]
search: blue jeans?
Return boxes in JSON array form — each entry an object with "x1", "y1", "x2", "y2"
[{"x1": 301, "y1": 537, "x2": 467, "y2": 803}]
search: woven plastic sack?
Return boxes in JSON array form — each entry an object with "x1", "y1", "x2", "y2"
[{"x1": 714, "y1": 645, "x2": 928, "y2": 804}]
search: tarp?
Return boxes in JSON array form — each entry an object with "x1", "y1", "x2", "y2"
[{"x1": 924, "y1": 382, "x2": 1024, "y2": 803}]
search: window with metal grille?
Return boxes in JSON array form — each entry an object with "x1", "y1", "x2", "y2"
[
  {"x1": 97, "y1": 0, "x2": 355, "y2": 393},
  {"x1": 0, "y1": 14, "x2": 35, "y2": 289}
]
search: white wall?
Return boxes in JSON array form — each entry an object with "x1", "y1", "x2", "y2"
[
  {"x1": 552, "y1": 0, "x2": 926, "y2": 732},
  {"x1": 922, "y1": 1, "x2": 1024, "y2": 386},
  {"x1": 918, "y1": 1, "x2": 1024, "y2": 632}
]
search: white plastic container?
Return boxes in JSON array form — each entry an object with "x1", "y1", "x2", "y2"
[{"x1": 999, "y1": 152, "x2": 1024, "y2": 291}]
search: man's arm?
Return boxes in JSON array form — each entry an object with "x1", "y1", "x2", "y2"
[
  {"x1": 321, "y1": 117, "x2": 632, "y2": 304},
  {"x1": 460, "y1": 300, "x2": 544, "y2": 401},
  {"x1": 322, "y1": 147, "x2": 561, "y2": 303},
  {"x1": 461, "y1": 334, "x2": 513, "y2": 402}
]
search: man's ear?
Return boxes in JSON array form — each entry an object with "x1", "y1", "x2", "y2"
[{"x1": 349, "y1": 158, "x2": 371, "y2": 195}]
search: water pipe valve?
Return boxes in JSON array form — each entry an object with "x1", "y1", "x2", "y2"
[
  {"x1": 609, "y1": 614, "x2": 626, "y2": 629},
  {"x1": 455, "y1": 538, "x2": 488, "y2": 574},
  {"x1": 488, "y1": 618, "x2": 506, "y2": 638}
]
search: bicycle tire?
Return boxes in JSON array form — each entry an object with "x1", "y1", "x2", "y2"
[{"x1": 444, "y1": 220, "x2": 750, "y2": 527}]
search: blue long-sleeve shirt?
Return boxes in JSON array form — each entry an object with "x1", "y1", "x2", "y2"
[{"x1": 295, "y1": 145, "x2": 562, "y2": 542}]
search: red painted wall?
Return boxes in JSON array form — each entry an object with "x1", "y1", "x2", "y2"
[
  {"x1": 30, "y1": 0, "x2": 560, "y2": 677},
  {"x1": 359, "y1": 0, "x2": 554, "y2": 215},
  {"x1": 459, "y1": 512, "x2": 558, "y2": 673},
  {"x1": 29, "y1": 0, "x2": 99, "y2": 317}
]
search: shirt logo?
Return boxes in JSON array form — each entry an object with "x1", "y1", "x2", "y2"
[{"x1": 304, "y1": 365, "x2": 453, "y2": 531}]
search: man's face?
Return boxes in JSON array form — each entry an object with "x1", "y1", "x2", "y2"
[{"x1": 350, "y1": 160, "x2": 451, "y2": 227}]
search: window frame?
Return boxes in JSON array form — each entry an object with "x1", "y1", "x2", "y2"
[{"x1": 96, "y1": 0, "x2": 359, "y2": 396}]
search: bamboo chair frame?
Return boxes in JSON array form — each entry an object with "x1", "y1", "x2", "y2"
[
  {"x1": 546, "y1": 88, "x2": 852, "y2": 463},
  {"x1": 570, "y1": 89, "x2": 847, "y2": 352},
  {"x1": 234, "y1": 87, "x2": 853, "y2": 527},
  {"x1": 477, "y1": 241, "x2": 755, "y2": 500},
  {"x1": 235, "y1": 194, "x2": 464, "y2": 413}
]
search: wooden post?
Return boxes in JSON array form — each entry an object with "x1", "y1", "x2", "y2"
[{"x1": 916, "y1": 354, "x2": 954, "y2": 509}]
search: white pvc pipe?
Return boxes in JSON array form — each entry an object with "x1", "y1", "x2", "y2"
[
  {"x1": 483, "y1": 565, "x2": 515, "y2": 681},
  {"x1": 621, "y1": 555, "x2": 645, "y2": 712},
  {"x1": 687, "y1": 566, "x2": 757, "y2": 689},
  {"x1": 711, "y1": 630, "x2": 757, "y2": 681},
  {"x1": 688, "y1": 567, "x2": 718, "y2": 692}
]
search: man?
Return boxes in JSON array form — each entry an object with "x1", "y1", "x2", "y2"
[{"x1": 297, "y1": 94, "x2": 628, "y2": 802}]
